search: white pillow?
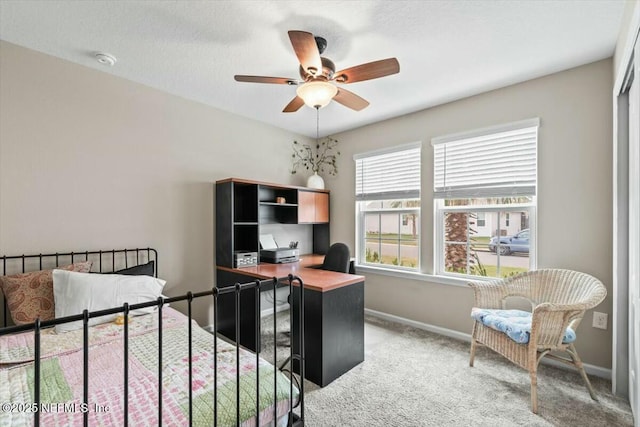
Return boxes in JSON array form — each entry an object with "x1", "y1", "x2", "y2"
[{"x1": 53, "y1": 269, "x2": 166, "y2": 333}]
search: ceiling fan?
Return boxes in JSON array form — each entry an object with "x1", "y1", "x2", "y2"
[{"x1": 234, "y1": 30, "x2": 400, "y2": 113}]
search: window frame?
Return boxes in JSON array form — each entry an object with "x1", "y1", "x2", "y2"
[
  {"x1": 354, "y1": 141, "x2": 422, "y2": 273},
  {"x1": 431, "y1": 118, "x2": 539, "y2": 280}
]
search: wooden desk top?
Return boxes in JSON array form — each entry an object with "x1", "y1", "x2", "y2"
[{"x1": 216, "y1": 254, "x2": 364, "y2": 292}]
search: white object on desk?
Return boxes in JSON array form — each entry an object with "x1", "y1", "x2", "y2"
[{"x1": 259, "y1": 234, "x2": 278, "y2": 250}]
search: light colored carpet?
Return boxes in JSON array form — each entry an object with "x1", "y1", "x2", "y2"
[{"x1": 260, "y1": 311, "x2": 633, "y2": 427}]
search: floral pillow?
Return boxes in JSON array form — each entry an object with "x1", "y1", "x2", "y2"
[{"x1": 0, "y1": 261, "x2": 92, "y2": 325}]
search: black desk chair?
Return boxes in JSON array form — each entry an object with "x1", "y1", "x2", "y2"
[{"x1": 319, "y1": 243, "x2": 351, "y2": 273}]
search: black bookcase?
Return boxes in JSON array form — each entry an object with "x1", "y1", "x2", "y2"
[
  {"x1": 215, "y1": 178, "x2": 330, "y2": 269},
  {"x1": 215, "y1": 178, "x2": 331, "y2": 350}
]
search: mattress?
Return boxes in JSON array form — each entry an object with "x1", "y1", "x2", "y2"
[{"x1": 0, "y1": 307, "x2": 298, "y2": 426}]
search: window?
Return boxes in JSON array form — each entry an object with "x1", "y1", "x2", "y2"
[
  {"x1": 355, "y1": 142, "x2": 421, "y2": 271},
  {"x1": 432, "y1": 119, "x2": 538, "y2": 279},
  {"x1": 477, "y1": 212, "x2": 486, "y2": 227}
]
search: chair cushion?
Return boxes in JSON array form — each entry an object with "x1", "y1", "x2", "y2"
[{"x1": 471, "y1": 308, "x2": 576, "y2": 344}]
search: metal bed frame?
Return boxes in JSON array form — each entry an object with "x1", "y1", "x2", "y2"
[{"x1": 0, "y1": 248, "x2": 305, "y2": 427}]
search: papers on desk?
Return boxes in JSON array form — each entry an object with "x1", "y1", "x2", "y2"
[{"x1": 260, "y1": 234, "x2": 278, "y2": 250}]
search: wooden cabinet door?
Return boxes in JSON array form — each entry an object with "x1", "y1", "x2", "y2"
[
  {"x1": 314, "y1": 192, "x2": 329, "y2": 223},
  {"x1": 298, "y1": 190, "x2": 316, "y2": 223},
  {"x1": 298, "y1": 190, "x2": 330, "y2": 223}
]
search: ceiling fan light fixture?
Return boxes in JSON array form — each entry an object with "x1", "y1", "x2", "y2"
[
  {"x1": 296, "y1": 81, "x2": 338, "y2": 109},
  {"x1": 235, "y1": 30, "x2": 398, "y2": 112}
]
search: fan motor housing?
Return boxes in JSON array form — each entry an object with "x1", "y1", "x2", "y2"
[
  {"x1": 315, "y1": 36, "x2": 327, "y2": 54},
  {"x1": 300, "y1": 57, "x2": 335, "y2": 81}
]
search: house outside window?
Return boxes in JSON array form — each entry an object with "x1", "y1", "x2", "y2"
[
  {"x1": 432, "y1": 119, "x2": 538, "y2": 279},
  {"x1": 355, "y1": 142, "x2": 421, "y2": 271}
]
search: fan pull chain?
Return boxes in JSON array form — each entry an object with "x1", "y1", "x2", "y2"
[{"x1": 316, "y1": 106, "x2": 320, "y2": 142}]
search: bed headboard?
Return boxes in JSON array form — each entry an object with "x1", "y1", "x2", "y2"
[{"x1": 0, "y1": 247, "x2": 157, "y2": 326}]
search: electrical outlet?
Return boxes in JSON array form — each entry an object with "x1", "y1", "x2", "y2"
[{"x1": 592, "y1": 311, "x2": 608, "y2": 330}]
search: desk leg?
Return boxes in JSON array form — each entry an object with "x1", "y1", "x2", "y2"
[{"x1": 292, "y1": 280, "x2": 365, "y2": 387}]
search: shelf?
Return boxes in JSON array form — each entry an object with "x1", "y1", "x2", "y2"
[
  {"x1": 216, "y1": 178, "x2": 330, "y2": 268},
  {"x1": 259, "y1": 202, "x2": 298, "y2": 207},
  {"x1": 234, "y1": 183, "x2": 258, "y2": 223}
]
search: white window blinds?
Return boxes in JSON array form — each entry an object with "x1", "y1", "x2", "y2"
[
  {"x1": 354, "y1": 142, "x2": 421, "y2": 201},
  {"x1": 431, "y1": 118, "x2": 539, "y2": 199}
]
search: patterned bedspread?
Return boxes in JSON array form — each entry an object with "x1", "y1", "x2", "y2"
[{"x1": 0, "y1": 308, "x2": 298, "y2": 426}]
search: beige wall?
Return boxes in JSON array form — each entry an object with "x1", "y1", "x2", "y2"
[
  {"x1": 330, "y1": 59, "x2": 614, "y2": 369},
  {"x1": 0, "y1": 41, "x2": 310, "y2": 325}
]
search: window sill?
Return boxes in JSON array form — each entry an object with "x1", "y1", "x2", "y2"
[{"x1": 354, "y1": 265, "x2": 488, "y2": 288}]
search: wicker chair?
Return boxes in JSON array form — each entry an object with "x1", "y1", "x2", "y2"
[{"x1": 468, "y1": 269, "x2": 607, "y2": 413}]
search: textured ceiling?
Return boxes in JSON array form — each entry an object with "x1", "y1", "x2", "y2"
[{"x1": 0, "y1": 1, "x2": 627, "y2": 137}]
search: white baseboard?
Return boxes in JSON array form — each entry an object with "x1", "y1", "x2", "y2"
[
  {"x1": 364, "y1": 308, "x2": 612, "y2": 380},
  {"x1": 366, "y1": 308, "x2": 472, "y2": 342},
  {"x1": 260, "y1": 303, "x2": 290, "y2": 318},
  {"x1": 202, "y1": 304, "x2": 290, "y2": 334}
]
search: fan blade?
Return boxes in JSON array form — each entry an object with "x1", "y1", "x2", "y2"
[
  {"x1": 334, "y1": 58, "x2": 400, "y2": 84},
  {"x1": 288, "y1": 30, "x2": 322, "y2": 76},
  {"x1": 333, "y1": 88, "x2": 369, "y2": 111},
  {"x1": 283, "y1": 96, "x2": 305, "y2": 113},
  {"x1": 234, "y1": 75, "x2": 298, "y2": 85}
]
